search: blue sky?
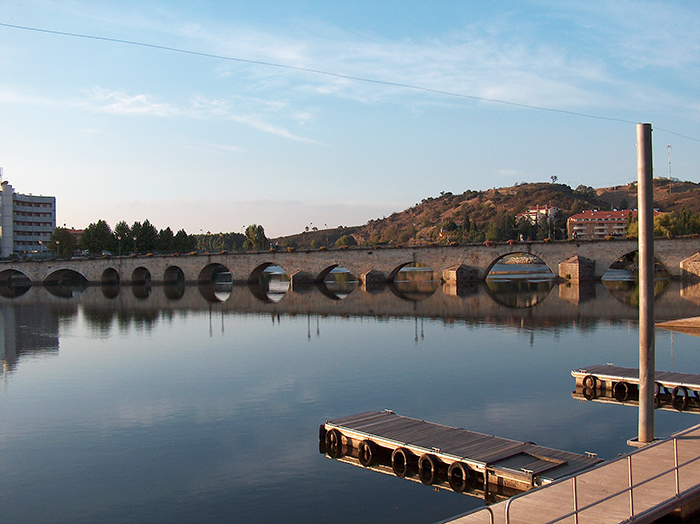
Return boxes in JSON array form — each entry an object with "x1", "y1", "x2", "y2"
[{"x1": 0, "y1": 1, "x2": 698, "y2": 237}]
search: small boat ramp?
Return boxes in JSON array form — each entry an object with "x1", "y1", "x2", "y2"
[
  {"x1": 319, "y1": 410, "x2": 601, "y2": 497},
  {"x1": 572, "y1": 364, "x2": 700, "y2": 411}
]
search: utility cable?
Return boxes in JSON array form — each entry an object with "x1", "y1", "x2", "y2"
[{"x1": 0, "y1": 21, "x2": 698, "y2": 142}]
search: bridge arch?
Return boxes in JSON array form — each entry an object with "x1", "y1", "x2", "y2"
[
  {"x1": 0, "y1": 268, "x2": 32, "y2": 285},
  {"x1": 316, "y1": 265, "x2": 358, "y2": 300},
  {"x1": 101, "y1": 268, "x2": 120, "y2": 285},
  {"x1": 198, "y1": 263, "x2": 230, "y2": 284},
  {"x1": 389, "y1": 262, "x2": 439, "y2": 301},
  {"x1": 484, "y1": 252, "x2": 555, "y2": 279},
  {"x1": 249, "y1": 262, "x2": 287, "y2": 284},
  {"x1": 43, "y1": 269, "x2": 88, "y2": 298},
  {"x1": 163, "y1": 265, "x2": 186, "y2": 300},
  {"x1": 164, "y1": 265, "x2": 185, "y2": 285},
  {"x1": 316, "y1": 264, "x2": 341, "y2": 283},
  {"x1": 44, "y1": 268, "x2": 89, "y2": 287},
  {"x1": 197, "y1": 263, "x2": 231, "y2": 303},
  {"x1": 0, "y1": 269, "x2": 32, "y2": 297},
  {"x1": 602, "y1": 249, "x2": 672, "y2": 279},
  {"x1": 248, "y1": 263, "x2": 289, "y2": 302},
  {"x1": 132, "y1": 267, "x2": 151, "y2": 286}
]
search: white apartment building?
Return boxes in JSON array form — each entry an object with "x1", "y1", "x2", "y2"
[{"x1": 0, "y1": 179, "x2": 56, "y2": 258}]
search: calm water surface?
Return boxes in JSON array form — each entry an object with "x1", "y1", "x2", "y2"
[{"x1": 1, "y1": 275, "x2": 700, "y2": 523}]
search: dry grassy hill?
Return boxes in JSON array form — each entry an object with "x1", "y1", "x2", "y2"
[{"x1": 273, "y1": 179, "x2": 700, "y2": 248}]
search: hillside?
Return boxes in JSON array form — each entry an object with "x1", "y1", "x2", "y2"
[{"x1": 272, "y1": 179, "x2": 700, "y2": 248}]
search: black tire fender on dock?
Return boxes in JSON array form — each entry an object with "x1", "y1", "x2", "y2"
[
  {"x1": 672, "y1": 386, "x2": 689, "y2": 411},
  {"x1": 583, "y1": 375, "x2": 597, "y2": 388},
  {"x1": 447, "y1": 461, "x2": 471, "y2": 493},
  {"x1": 391, "y1": 447, "x2": 414, "y2": 478},
  {"x1": 613, "y1": 381, "x2": 630, "y2": 402},
  {"x1": 318, "y1": 424, "x2": 327, "y2": 442},
  {"x1": 358, "y1": 439, "x2": 377, "y2": 467},
  {"x1": 418, "y1": 453, "x2": 440, "y2": 485},
  {"x1": 325, "y1": 428, "x2": 342, "y2": 448}
]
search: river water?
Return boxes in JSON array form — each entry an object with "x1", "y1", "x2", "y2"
[{"x1": 1, "y1": 268, "x2": 700, "y2": 523}]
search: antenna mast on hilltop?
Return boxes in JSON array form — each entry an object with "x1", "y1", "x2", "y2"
[{"x1": 667, "y1": 145, "x2": 672, "y2": 179}]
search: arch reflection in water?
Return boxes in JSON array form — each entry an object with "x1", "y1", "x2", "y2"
[
  {"x1": 317, "y1": 266, "x2": 357, "y2": 300},
  {"x1": 43, "y1": 270, "x2": 89, "y2": 298},
  {"x1": 601, "y1": 278, "x2": 670, "y2": 306},
  {"x1": 390, "y1": 263, "x2": 439, "y2": 301},
  {"x1": 485, "y1": 254, "x2": 555, "y2": 308},
  {"x1": 101, "y1": 282, "x2": 120, "y2": 299}
]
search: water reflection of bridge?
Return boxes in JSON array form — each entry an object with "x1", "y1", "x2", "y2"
[{"x1": 3, "y1": 280, "x2": 700, "y2": 325}]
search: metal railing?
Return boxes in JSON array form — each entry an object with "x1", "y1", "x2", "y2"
[{"x1": 505, "y1": 434, "x2": 700, "y2": 524}]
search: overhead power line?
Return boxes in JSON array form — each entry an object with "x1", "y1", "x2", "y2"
[{"x1": 0, "y1": 21, "x2": 698, "y2": 142}]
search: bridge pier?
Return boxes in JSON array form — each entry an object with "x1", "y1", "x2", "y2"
[
  {"x1": 680, "y1": 253, "x2": 700, "y2": 280},
  {"x1": 559, "y1": 255, "x2": 596, "y2": 283},
  {"x1": 289, "y1": 270, "x2": 314, "y2": 291}
]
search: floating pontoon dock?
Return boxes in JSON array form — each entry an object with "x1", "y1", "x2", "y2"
[
  {"x1": 319, "y1": 411, "x2": 601, "y2": 496},
  {"x1": 572, "y1": 364, "x2": 700, "y2": 410}
]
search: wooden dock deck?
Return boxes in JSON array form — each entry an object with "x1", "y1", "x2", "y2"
[
  {"x1": 319, "y1": 411, "x2": 601, "y2": 497},
  {"x1": 445, "y1": 422, "x2": 700, "y2": 524},
  {"x1": 572, "y1": 364, "x2": 700, "y2": 411}
]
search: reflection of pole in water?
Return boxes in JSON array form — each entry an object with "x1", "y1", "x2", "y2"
[
  {"x1": 317, "y1": 316, "x2": 320, "y2": 337},
  {"x1": 209, "y1": 306, "x2": 213, "y2": 338},
  {"x1": 670, "y1": 332, "x2": 674, "y2": 366},
  {"x1": 414, "y1": 317, "x2": 424, "y2": 343},
  {"x1": 308, "y1": 314, "x2": 311, "y2": 340},
  {"x1": 221, "y1": 310, "x2": 224, "y2": 335}
]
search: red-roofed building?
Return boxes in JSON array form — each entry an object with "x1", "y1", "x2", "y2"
[{"x1": 567, "y1": 210, "x2": 640, "y2": 239}]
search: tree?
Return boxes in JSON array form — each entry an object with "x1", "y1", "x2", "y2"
[
  {"x1": 174, "y1": 229, "x2": 195, "y2": 252},
  {"x1": 243, "y1": 224, "x2": 268, "y2": 250},
  {"x1": 113, "y1": 221, "x2": 131, "y2": 255},
  {"x1": 335, "y1": 234, "x2": 357, "y2": 248},
  {"x1": 80, "y1": 219, "x2": 114, "y2": 254},
  {"x1": 49, "y1": 228, "x2": 78, "y2": 258},
  {"x1": 137, "y1": 219, "x2": 159, "y2": 253},
  {"x1": 570, "y1": 200, "x2": 585, "y2": 214},
  {"x1": 158, "y1": 227, "x2": 175, "y2": 253}
]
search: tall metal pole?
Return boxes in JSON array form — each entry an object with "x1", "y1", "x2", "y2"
[{"x1": 637, "y1": 123, "x2": 655, "y2": 444}]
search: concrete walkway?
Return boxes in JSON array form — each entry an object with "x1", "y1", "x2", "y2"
[{"x1": 444, "y1": 423, "x2": 700, "y2": 524}]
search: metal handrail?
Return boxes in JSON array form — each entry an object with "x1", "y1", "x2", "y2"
[{"x1": 505, "y1": 436, "x2": 700, "y2": 524}]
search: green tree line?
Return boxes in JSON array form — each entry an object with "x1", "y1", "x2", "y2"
[{"x1": 50, "y1": 219, "x2": 198, "y2": 256}]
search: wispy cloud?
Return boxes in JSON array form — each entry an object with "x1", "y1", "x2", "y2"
[
  {"x1": 74, "y1": 89, "x2": 323, "y2": 143},
  {"x1": 79, "y1": 87, "x2": 178, "y2": 116}
]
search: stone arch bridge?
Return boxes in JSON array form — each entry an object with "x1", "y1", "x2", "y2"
[{"x1": 1, "y1": 238, "x2": 700, "y2": 287}]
